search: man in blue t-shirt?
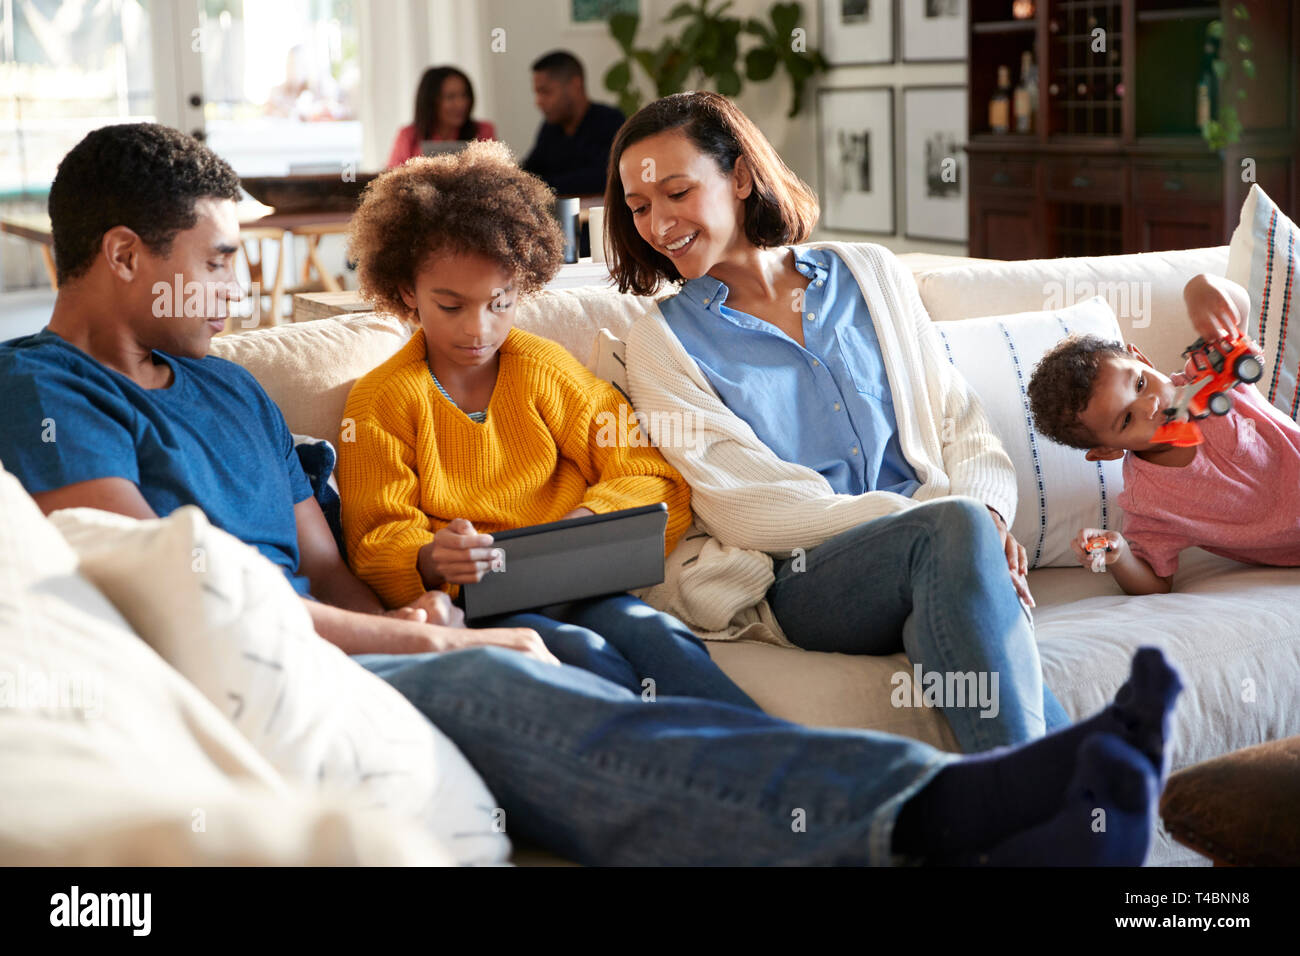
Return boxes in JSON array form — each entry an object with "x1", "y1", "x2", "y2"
[{"x1": 0, "y1": 122, "x2": 548, "y2": 662}]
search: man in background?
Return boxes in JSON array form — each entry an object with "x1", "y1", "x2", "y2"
[{"x1": 522, "y1": 50, "x2": 625, "y2": 196}]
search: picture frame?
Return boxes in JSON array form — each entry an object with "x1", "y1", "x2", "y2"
[
  {"x1": 816, "y1": 86, "x2": 895, "y2": 235},
  {"x1": 819, "y1": 0, "x2": 894, "y2": 66},
  {"x1": 901, "y1": 85, "x2": 967, "y2": 242},
  {"x1": 900, "y1": 0, "x2": 967, "y2": 63},
  {"x1": 563, "y1": 0, "x2": 640, "y2": 31}
]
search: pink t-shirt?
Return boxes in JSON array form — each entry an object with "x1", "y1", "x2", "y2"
[{"x1": 1118, "y1": 380, "x2": 1300, "y2": 578}]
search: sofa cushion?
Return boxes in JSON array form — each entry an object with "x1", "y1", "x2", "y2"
[
  {"x1": 913, "y1": 245, "x2": 1230, "y2": 376},
  {"x1": 211, "y1": 313, "x2": 412, "y2": 441},
  {"x1": 1226, "y1": 183, "x2": 1300, "y2": 420},
  {"x1": 931, "y1": 296, "x2": 1126, "y2": 567},
  {"x1": 50, "y1": 504, "x2": 511, "y2": 866},
  {"x1": 514, "y1": 284, "x2": 667, "y2": 367},
  {"x1": 0, "y1": 460, "x2": 447, "y2": 865},
  {"x1": 708, "y1": 546, "x2": 1300, "y2": 866},
  {"x1": 214, "y1": 289, "x2": 665, "y2": 448}
]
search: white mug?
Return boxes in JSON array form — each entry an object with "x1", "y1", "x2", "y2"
[{"x1": 588, "y1": 205, "x2": 606, "y2": 263}]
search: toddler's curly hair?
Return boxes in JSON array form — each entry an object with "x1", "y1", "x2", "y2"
[
  {"x1": 1027, "y1": 334, "x2": 1129, "y2": 449},
  {"x1": 348, "y1": 140, "x2": 565, "y2": 322}
]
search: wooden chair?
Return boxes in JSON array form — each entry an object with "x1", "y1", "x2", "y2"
[{"x1": 238, "y1": 225, "x2": 287, "y2": 327}]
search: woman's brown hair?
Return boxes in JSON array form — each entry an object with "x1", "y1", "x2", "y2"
[
  {"x1": 603, "y1": 91, "x2": 820, "y2": 295},
  {"x1": 413, "y1": 65, "x2": 484, "y2": 142}
]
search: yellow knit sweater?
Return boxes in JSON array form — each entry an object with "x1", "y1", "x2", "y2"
[{"x1": 338, "y1": 326, "x2": 692, "y2": 608}]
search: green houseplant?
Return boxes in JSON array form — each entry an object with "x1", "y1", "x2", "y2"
[
  {"x1": 1201, "y1": 3, "x2": 1253, "y2": 151},
  {"x1": 604, "y1": 0, "x2": 828, "y2": 119}
]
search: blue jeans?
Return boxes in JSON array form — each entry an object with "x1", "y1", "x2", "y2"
[
  {"x1": 480, "y1": 593, "x2": 759, "y2": 710},
  {"x1": 768, "y1": 497, "x2": 1070, "y2": 752},
  {"x1": 355, "y1": 645, "x2": 959, "y2": 865}
]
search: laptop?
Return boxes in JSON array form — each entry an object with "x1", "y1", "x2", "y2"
[
  {"x1": 459, "y1": 504, "x2": 669, "y2": 621},
  {"x1": 420, "y1": 140, "x2": 472, "y2": 157}
]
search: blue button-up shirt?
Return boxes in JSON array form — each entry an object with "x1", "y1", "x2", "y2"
[{"x1": 657, "y1": 245, "x2": 920, "y2": 498}]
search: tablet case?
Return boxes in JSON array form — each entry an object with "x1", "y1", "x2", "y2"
[{"x1": 460, "y1": 503, "x2": 669, "y2": 621}]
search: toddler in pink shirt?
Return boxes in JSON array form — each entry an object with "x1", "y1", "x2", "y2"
[{"x1": 1027, "y1": 274, "x2": 1300, "y2": 595}]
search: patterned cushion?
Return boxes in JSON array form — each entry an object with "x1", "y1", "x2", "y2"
[
  {"x1": 1227, "y1": 184, "x2": 1299, "y2": 419},
  {"x1": 49, "y1": 505, "x2": 510, "y2": 866},
  {"x1": 933, "y1": 296, "x2": 1127, "y2": 568}
]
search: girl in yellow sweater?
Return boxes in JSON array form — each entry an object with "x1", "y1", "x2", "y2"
[{"x1": 337, "y1": 140, "x2": 758, "y2": 708}]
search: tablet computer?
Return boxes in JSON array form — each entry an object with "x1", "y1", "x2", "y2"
[
  {"x1": 459, "y1": 503, "x2": 669, "y2": 621},
  {"x1": 420, "y1": 140, "x2": 471, "y2": 156}
]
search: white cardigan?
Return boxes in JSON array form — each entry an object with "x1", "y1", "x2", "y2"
[{"x1": 626, "y1": 240, "x2": 1017, "y2": 645}]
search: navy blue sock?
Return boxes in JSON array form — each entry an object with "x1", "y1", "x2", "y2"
[
  {"x1": 892, "y1": 647, "x2": 1181, "y2": 860},
  {"x1": 952, "y1": 734, "x2": 1157, "y2": 866}
]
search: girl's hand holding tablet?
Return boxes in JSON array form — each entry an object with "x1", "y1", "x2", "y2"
[{"x1": 420, "y1": 518, "x2": 502, "y2": 585}]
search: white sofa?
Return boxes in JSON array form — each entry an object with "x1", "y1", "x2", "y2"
[
  {"x1": 204, "y1": 242, "x2": 1300, "y2": 866},
  {"x1": 5, "y1": 243, "x2": 1294, "y2": 866}
]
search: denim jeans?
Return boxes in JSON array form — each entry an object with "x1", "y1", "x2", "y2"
[
  {"x1": 355, "y1": 645, "x2": 960, "y2": 865},
  {"x1": 768, "y1": 497, "x2": 1070, "y2": 752},
  {"x1": 480, "y1": 593, "x2": 759, "y2": 710}
]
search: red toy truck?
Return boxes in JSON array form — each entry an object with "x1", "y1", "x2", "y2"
[{"x1": 1152, "y1": 325, "x2": 1264, "y2": 448}]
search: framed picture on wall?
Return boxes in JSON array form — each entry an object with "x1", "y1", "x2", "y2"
[
  {"x1": 820, "y1": 0, "x2": 894, "y2": 66},
  {"x1": 902, "y1": 85, "x2": 967, "y2": 242},
  {"x1": 564, "y1": 0, "x2": 640, "y2": 30},
  {"x1": 900, "y1": 0, "x2": 967, "y2": 62},
  {"x1": 816, "y1": 87, "x2": 895, "y2": 235}
]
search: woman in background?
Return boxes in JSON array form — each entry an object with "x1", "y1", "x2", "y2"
[{"x1": 387, "y1": 66, "x2": 497, "y2": 168}]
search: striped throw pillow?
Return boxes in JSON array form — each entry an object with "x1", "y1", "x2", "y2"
[
  {"x1": 935, "y1": 296, "x2": 1127, "y2": 568},
  {"x1": 1227, "y1": 184, "x2": 1299, "y2": 420}
]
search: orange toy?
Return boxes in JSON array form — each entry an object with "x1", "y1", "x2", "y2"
[
  {"x1": 1085, "y1": 535, "x2": 1112, "y2": 573},
  {"x1": 1151, "y1": 323, "x2": 1264, "y2": 448}
]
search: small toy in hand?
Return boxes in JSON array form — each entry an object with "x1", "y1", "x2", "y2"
[
  {"x1": 1085, "y1": 536, "x2": 1112, "y2": 573},
  {"x1": 1151, "y1": 322, "x2": 1265, "y2": 448}
]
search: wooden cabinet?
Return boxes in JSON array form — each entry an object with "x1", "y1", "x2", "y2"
[
  {"x1": 1129, "y1": 197, "x2": 1225, "y2": 251},
  {"x1": 972, "y1": 198, "x2": 1041, "y2": 260},
  {"x1": 966, "y1": 0, "x2": 1299, "y2": 259}
]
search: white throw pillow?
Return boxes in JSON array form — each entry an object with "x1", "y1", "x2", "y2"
[
  {"x1": 1226, "y1": 183, "x2": 1300, "y2": 421},
  {"x1": 933, "y1": 296, "x2": 1127, "y2": 568},
  {"x1": 0, "y1": 461, "x2": 448, "y2": 865},
  {"x1": 49, "y1": 505, "x2": 510, "y2": 866}
]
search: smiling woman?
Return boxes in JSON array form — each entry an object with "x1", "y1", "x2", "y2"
[
  {"x1": 604, "y1": 93, "x2": 818, "y2": 300},
  {"x1": 606, "y1": 91, "x2": 1070, "y2": 754}
]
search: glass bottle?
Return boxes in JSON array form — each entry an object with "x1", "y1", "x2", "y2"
[
  {"x1": 989, "y1": 65, "x2": 1012, "y2": 134},
  {"x1": 1014, "y1": 49, "x2": 1038, "y2": 132}
]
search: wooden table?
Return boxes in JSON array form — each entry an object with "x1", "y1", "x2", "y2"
[{"x1": 292, "y1": 289, "x2": 376, "y2": 323}]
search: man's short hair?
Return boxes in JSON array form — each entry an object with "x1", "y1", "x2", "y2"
[
  {"x1": 1027, "y1": 334, "x2": 1130, "y2": 449},
  {"x1": 48, "y1": 123, "x2": 243, "y2": 285},
  {"x1": 531, "y1": 50, "x2": 584, "y2": 84}
]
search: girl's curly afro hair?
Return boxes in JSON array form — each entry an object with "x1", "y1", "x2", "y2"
[{"x1": 348, "y1": 140, "x2": 566, "y2": 322}]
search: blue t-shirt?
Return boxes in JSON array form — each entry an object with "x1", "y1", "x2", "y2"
[
  {"x1": 657, "y1": 245, "x2": 921, "y2": 498},
  {"x1": 0, "y1": 328, "x2": 315, "y2": 595}
]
